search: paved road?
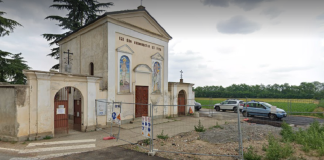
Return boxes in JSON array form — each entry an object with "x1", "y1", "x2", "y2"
[{"x1": 49, "y1": 147, "x2": 168, "y2": 160}]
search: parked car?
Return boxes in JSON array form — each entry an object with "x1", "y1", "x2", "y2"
[
  {"x1": 194, "y1": 101, "x2": 202, "y2": 111},
  {"x1": 241, "y1": 101, "x2": 287, "y2": 120},
  {"x1": 214, "y1": 99, "x2": 244, "y2": 113}
]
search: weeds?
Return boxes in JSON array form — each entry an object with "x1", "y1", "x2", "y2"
[
  {"x1": 213, "y1": 122, "x2": 224, "y2": 129},
  {"x1": 281, "y1": 120, "x2": 324, "y2": 156},
  {"x1": 244, "y1": 146, "x2": 262, "y2": 160},
  {"x1": 265, "y1": 135, "x2": 293, "y2": 160},
  {"x1": 142, "y1": 138, "x2": 151, "y2": 145},
  {"x1": 194, "y1": 120, "x2": 206, "y2": 132},
  {"x1": 157, "y1": 130, "x2": 169, "y2": 140},
  {"x1": 43, "y1": 136, "x2": 52, "y2": 140}
]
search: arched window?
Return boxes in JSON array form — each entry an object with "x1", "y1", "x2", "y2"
[{"x1": 89, "y1": 62, "x2": 94, "y2": 75}]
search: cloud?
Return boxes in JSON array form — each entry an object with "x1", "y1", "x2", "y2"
[
  {"x1": 271, "y1": 66, "x2": 314, "y2": 73},
  {"x1": 262, "y1": 7, "x2": 283, "y2": 19},
  {"x1": 317, "y1": 13, "x2": 324, "y2": 20},
  {"x1": 201, "y1": 0, "x2": 273, "y2": 11},
  {"x1": 231, "y1": 0, "x2": 273, "y2": 11},
  {"x1": 202, "y1": 0, "x2": 229, "y2": 7},
  {"x1": 217, "y1": 16, "x2": 261, "y2": 34}
]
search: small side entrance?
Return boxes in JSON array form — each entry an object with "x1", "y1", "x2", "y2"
[
  {"x1": 54, "y1": 87, "x2": 69, "y2": 134},
  {"x1": 135, "y1": 86, "x2": 148, "y2": 118},
  {"x1": 73, "y1": 99, "x2": 82, "y2": 131},
  {"x1": 178, "y1": 90, "x2": 186, "y2": 116}
]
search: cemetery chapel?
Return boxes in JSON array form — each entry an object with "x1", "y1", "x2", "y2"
[{"x1": 0, "y1": 5, "x2": 195, "y2": 141}]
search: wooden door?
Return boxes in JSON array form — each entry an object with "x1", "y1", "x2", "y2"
[
  {"x1": 74, "y1": 100, "x2": 82, "y2": 131},
  {"x1": 178, "y1": 90, "x2": 186, "y2": 116},
  {"x1": 54, "y1": 100, "x2": 69, "y2": 134},
  {"x1": 135, "y1": 86, "x2": 148, "y2": 118}
]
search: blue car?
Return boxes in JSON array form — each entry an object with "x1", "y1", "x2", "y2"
[{"x1": 242, "y1": 101, "x2": 287, "y2": 120}]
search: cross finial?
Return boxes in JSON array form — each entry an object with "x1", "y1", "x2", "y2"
[
  {"x1": 180, "y1": 70, "x2": 183, "y2": 79},
  {"x1": 64, "y1": 49, "x2": 73, "y2": 65}
]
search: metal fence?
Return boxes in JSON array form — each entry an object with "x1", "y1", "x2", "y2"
[{"x1": 93, "y1": 98, "x2": 324, "y2": 159}]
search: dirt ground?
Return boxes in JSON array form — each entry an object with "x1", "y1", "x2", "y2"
[{"x1": 122, "y1": 121, "x2": 324, "y2": 160}]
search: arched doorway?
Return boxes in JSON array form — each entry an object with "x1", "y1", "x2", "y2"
[
  {"x1": 178, "y1": 90, "x2": 186, "y2": 116},
  {"x1": 54, "y1": 87, "x2": 83, "y2": 134}
]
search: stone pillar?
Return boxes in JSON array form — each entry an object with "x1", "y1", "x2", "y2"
[
  {"x1": 86, "y1": 77, "x2": 100, "y2": 128},
  {"x1": 35, "y1": 73, "x2": 54, "y2": 135}
]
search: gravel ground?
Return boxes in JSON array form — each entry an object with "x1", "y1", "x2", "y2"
[{"x1": 122, "y1": 121, "x2": 312, "y2": 160}]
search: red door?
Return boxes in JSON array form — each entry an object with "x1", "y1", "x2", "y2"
[
  {"x1": 74, "y1": 100, "x2": 81, "y2": 131},
  {"x1": 54, "y1": 100, "x2": 69, "y2": 134},
  {"x1": 178, "y1": 90, "x2": 186, "y2": 116},
  {"x1": 135, "y1": 86, "x2": 148, "y2": 118}
]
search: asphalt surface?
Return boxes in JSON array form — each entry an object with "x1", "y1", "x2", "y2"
[{"x1": 49, "y1": 146, "x2": 168, "y2": 160}]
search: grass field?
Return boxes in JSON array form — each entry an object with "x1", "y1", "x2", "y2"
[{"x1": 195, "y1": 97, "x2": 320, "y2": 112}]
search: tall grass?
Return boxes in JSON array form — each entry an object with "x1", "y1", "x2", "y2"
[{"x1": 281, "y1": 121, "x2": 324, "y2": 156}]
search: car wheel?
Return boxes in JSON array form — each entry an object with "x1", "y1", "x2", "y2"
[
  {"x1": 269, "y1": 114, "x2": 277, "y2": 121},
  {"x1": 196, "y1": 108, "x2": 200, "y2": 111},
  {"x1": 243, "y1": 111, "x2": 248, "y2": 117},
  {"x1": 215, "y1": 106, "x2": 220, "y2": 111},
  {"x1": 233, "y1": 107, "x2": 237, "y2": 113},
  {"x1": 222, "y1": 110, "x2": 226, "y2": 112}
]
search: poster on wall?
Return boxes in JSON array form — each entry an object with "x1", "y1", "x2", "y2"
[
  {"x1": 96, "y1": 100, "x2": 107, "y2": 116},
  {"x1": 152, "y1": 61, "x2": 161, "y2": 93},
  {"x1": 120, "y1": 55, "x2": 130, "y2": 93},
  {"x1": 57, "y1": 108, "x2": 65, "y2": 114}
]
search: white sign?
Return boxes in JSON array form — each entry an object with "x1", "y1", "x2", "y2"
[
  {"x1": 59, "y1": 105, "x2": 64, "y2": 108},
  {"x1": 141, "y1": 116, "x2": 145, "y2": 136},
  {"x1": 146, "y1": 117, "x2": 151, "y2": 138},
  {"x1": 57, "y1": 108, "x2": 65, "y2": 114},
  {"x1": 271, "y1": 106, "x2": 277, "y2": 113},
  {"x1": 114, "y1": 113, "x2": 121, "y2": 125},
  {"x1": 96, "y1": 100, "x2": 107, "y2": 116},
  {"x1": 142, "y1": 116, "x2": 151, "y2": 138}
]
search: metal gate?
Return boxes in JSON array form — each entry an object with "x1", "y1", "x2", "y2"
[
  {"x1": 74, "y1": 100, "x2": 81, "y2": 131},
  {"x1": 54, "y1": 87, "x2": 69, "y2": 134}
]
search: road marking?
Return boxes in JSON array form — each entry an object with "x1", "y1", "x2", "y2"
[
  {"x1": 19, "y1": 144, "x2": 96, "y2": 153},
  {"x1": 0, "y1": 147, "x2": 19, "y2": 152},
  {"x1": 10, "y1": 151, "x2": 89, "y2": 160},
  {"x1": 27, "y1": 139, "x2": 96, "y2": 147}
]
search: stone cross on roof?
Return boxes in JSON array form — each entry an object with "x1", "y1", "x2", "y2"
[{"x1": 180, "y1": 70, "x2": 183, "y2": 79}]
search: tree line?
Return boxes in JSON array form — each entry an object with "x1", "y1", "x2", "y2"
[{"x1": 194, "y1": 82, "x2": 324, "y2": 100}]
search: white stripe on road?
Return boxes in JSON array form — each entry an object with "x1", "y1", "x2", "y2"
[
  {"x1": 27, "y1": 139, "x2": 96, "y2": 147},
  {"x1": 10, "y1": 151, "x2": 88, "y2": 160},
  {"x1": 0, "y1": 147, "x2": 19, "y2": 152},
  {"x1": 19, "y1": 144, "x2": 95, "y2": 153}
]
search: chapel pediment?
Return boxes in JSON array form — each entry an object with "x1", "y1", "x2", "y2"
[
  {"x1": 116, "y1": 44, "x2": 134, "y2": 54},
  {"x1": 133, "y1": 64, "x2": 152, "y2": 74},
  {"x1": 108, "y1": 9, "x2": 172, "y2": 40},
  {"x1": 151, "y1": 52, "x2": 164, "y2": 61}
]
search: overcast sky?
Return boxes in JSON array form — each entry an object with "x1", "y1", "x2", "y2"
[{"x1": 1, "y1": 0, "x2": 324, "y2": 87}]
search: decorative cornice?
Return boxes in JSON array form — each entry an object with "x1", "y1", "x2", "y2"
[
  {"x1": 116, "y1": 44, "x2": 134, "y2": 54},
  {"x1": 133, "y1": 64, "x2": 152, "y2": 74},
  {"x1": 151, "y1": 52, "x2": 164, "y2": 61}
]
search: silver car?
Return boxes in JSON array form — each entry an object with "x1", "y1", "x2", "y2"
[{"x1": 214, "y1": 99, "x2": 244, "y2": 113}]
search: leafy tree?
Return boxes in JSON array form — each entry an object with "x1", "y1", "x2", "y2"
[
  {"x1": 43, "y1": 0, "x2": 113, "y2": 69},
  {"x1": 0, "y1": 0, "x2": 22, "y2": 37},
  {"x1": 0, "y1": 50, "x2": 30, "y2": 84}
]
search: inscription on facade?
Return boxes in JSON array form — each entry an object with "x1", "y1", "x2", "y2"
[{"x1": 119, "y1": 36, "x2": 162, "y2": 51}]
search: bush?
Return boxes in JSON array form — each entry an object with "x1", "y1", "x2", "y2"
[
  {"x1": 142, "y1": 138, "x2": 151, "y2": 145},
  {"x1": 244, "y1": 146, "x2": 262, "y2": 160},
  {"x1": 157, "y1": 130, "x2": 169, "y2": 140},
  {"x1": 194, "y1": 120, "x2": 206, "y2": 132},
  {"x1": 280, "y1": 122, "x2": 295, "y2": 142},
  {"x1": 265, "y1": 135, "x2": 293, "y2": 160}
]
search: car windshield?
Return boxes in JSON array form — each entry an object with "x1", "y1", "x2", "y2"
[{"x1": 261, "y1": 102, "x2": 272, "y2": 108}]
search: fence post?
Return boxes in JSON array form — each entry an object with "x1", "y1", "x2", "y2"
[
  {"x1": 111, "y1": 101, "x2": 114, "y2": 137},
  {"x1": 151, "y1": 103, "x2": 153, "y2": 153},
  {"x1": 237, "y1": 102, "x2": 243, "y2": 159}
]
